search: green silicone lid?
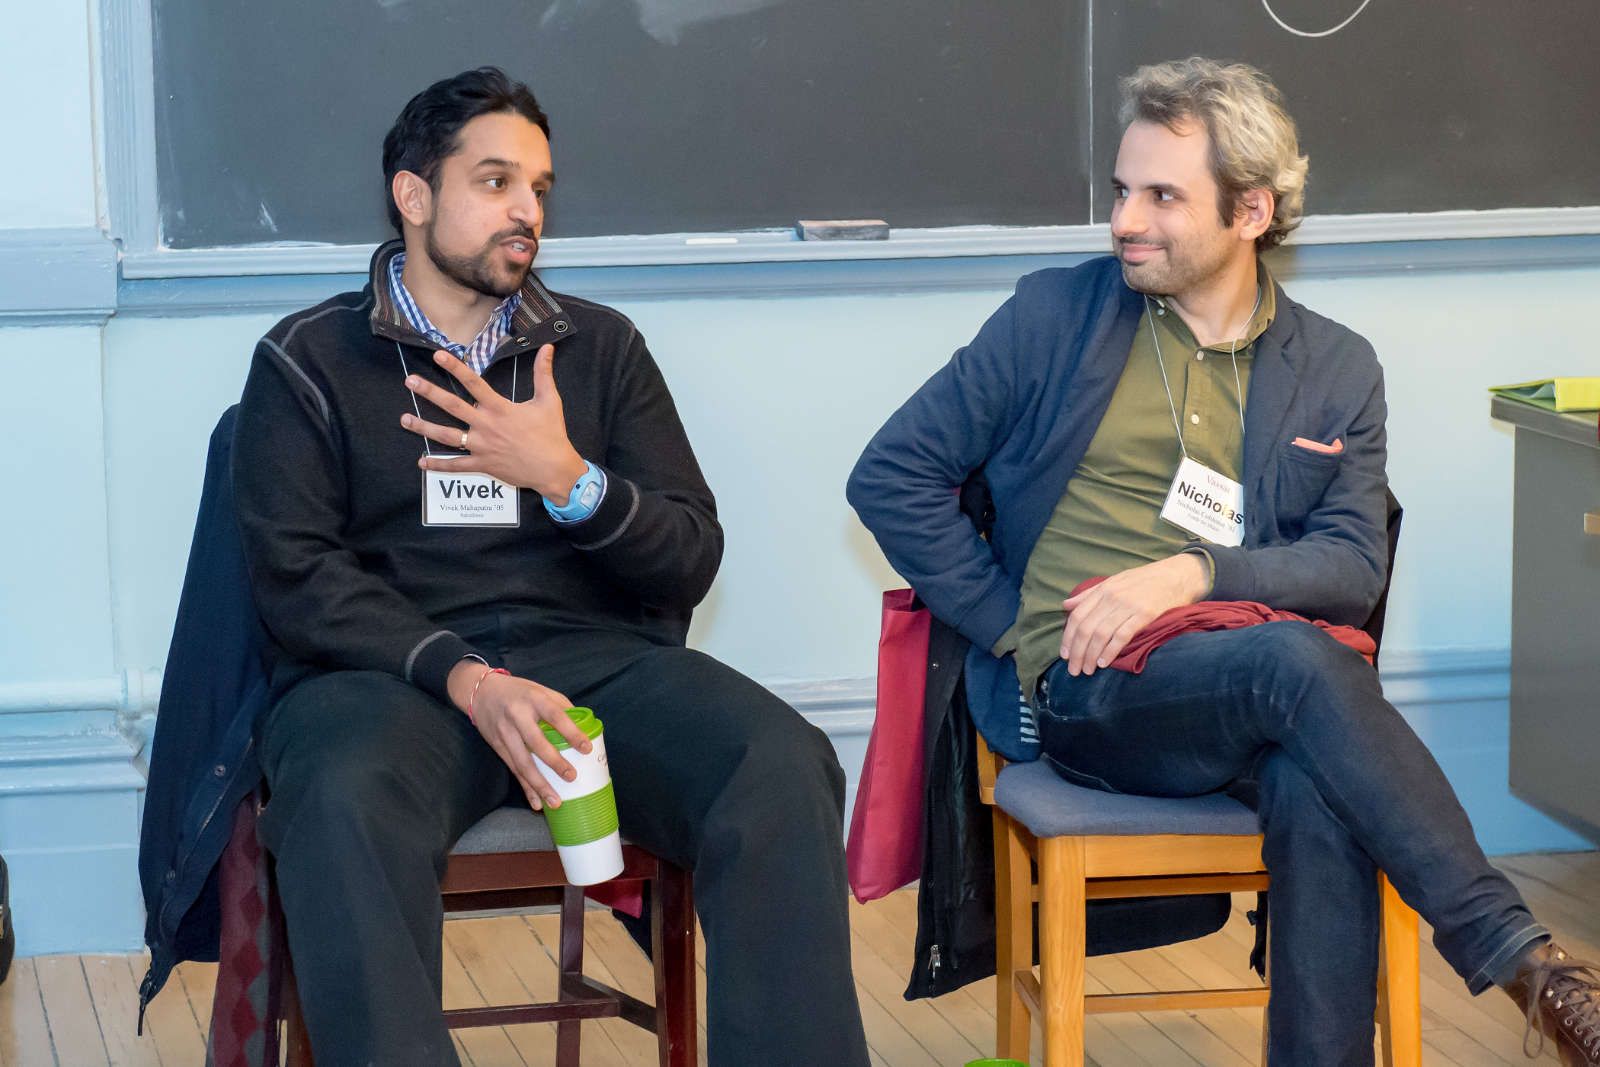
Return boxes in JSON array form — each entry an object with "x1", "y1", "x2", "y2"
[{"x1": 538, "y1": 706, "x2": 603, "y2": 749}]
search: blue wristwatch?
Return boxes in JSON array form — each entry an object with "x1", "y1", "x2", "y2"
[{"x1": 544, "y1": 460, "x2": 605, "y2": 523}]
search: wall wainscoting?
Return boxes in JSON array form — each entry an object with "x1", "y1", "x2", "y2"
[{"x1": 0, "y1": 226, "x2": 118, "y2": 326}]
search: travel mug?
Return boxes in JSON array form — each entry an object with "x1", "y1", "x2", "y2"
[{"x1": 532, "y1": 707, "x2": 624, "y2": 885}]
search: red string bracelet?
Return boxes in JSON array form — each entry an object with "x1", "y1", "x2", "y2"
[{"x1": 467, "y1": 667, "x2": 509, "y2": 725}]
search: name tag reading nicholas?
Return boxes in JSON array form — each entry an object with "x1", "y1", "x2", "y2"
[
  {"x1": 421, "y1": 468, "x2": 520, "y2": 528},
  {"x1": 1160, "y1": 457, "x2": 1245, "y2": 547}
]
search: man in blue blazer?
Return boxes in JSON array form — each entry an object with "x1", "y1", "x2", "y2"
[{"x1": 849, "y1": 57, "x2": 1598, "y2": 1066}]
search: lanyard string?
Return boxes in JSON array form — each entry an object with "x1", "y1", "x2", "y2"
[
  {"x1": 1145, "y1": 290, "x2": 1259, "y2": 459},
  {"x1": 396, "y1": 344, "x2": 517, "y2": 458}
]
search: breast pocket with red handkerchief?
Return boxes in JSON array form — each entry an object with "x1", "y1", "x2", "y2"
[
  {"x1": 1275, "y1": 436, "x2": 1346, "y2": 536},
  {"x1": 1291, "y1": 435, "x2": 1344, "y2": 455}
]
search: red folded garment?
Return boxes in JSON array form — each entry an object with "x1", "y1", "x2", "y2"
[{"x1": 1069, "y1": 577, "x2": 1377, "y2": 673}]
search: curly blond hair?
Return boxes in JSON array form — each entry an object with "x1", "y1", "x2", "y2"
[{"x1": 1119, "y1": 57, "x2": 1308, "y2": 251}]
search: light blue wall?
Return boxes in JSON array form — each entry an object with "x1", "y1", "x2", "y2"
[
  {"x1": 0, "y1": 4, "x2": 97, "y2": 228},
  {"x1": 628, "y1": 289, "x2": 1010, "y2": 680},
  {"x1": 0, "y1": 325, "x2": 116, "y2": 680},
  {"x1": 0, "y1": 6, "x2": 1591, "y2": 957},
  {"x1": 1282, "y1": 267, "x2": 1573, "y2": 653},
  {"x1": 101, "y1": 314, "x2": 279, "y2": 671},
  {"x1": 0, "y1": 0, "x2": 150, "y2": 958}
]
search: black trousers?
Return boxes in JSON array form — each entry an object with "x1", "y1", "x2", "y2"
[{"x1": 256, "y1": 629, "x2": 869, "y2": 1066}]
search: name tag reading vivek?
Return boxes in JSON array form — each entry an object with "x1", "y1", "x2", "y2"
[
  {"x1": 1160, "y1": 457, "x2": 1245, "y2": 546},
  {"x1": 421, "y1": 468, "x2": 520, "y2": 527}
]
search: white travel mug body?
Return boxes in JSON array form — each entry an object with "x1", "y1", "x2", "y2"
[{"x1": 532, "y1": 707, "x2": 624, "y2": 885}]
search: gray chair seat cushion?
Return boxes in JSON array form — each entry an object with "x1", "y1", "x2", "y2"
[
  {"x1": 994, "y1": 759, "x2": 1260, "y2": 839},
  {"x1": 450, "y1": 806, "x2": 556, "y2": 855}
]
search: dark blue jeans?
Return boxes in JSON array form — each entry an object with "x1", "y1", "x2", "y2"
[{"x1": 1034, "y1": 620, "x2": 1546, "y2": 1067}]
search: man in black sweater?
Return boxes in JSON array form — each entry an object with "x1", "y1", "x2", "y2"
[{"x1": 231, "y1": 67, "x2": 868, "y2": 1066}]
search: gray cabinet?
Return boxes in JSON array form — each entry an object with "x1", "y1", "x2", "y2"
[{"x1": 1493, "y1": 396, "x2": 1600, "y2": 844}]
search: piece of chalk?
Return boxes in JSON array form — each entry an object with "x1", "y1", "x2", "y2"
[{"x1": 796, "y1": 219, "x2": 890, "y2": 241}]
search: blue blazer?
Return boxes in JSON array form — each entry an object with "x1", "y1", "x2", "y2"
[
  {"x1": 135, "y1": 406, "x2": 270, "y2": 1023},
  {"x1": 848, "y1": 257, "x2": 1389, "y2": 758}
]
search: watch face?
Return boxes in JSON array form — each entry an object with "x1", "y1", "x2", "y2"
[{"x1": 578, "y1": 481, "x2": 601, "y2": 508}]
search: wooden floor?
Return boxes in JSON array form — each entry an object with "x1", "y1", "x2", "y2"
[{"x1": 2, "y1": 850, "x2": 1593, "y2": 1066}]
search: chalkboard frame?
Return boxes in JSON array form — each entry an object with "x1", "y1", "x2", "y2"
[{"x1": 100, "y1": 0, "x2": 1600, "y2": 283}]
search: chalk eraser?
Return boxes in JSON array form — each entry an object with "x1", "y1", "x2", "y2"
[{"x1": 795, "y1": 219, "x2": 890, "y2": 241}]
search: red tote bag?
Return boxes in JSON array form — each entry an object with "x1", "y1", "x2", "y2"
[{"x1": 845, "y1": 588, "x2": 932, "y2": 903}]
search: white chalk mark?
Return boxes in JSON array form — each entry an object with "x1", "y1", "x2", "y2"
[
  {"x1": 257, "y1": 202, "x2": 279, "y2": 234},
  {"x1": 1261, "y1": 0, "x2": 1374, "y2": 37},
  {"x1": 638, "y1": 0, "x2": 784, "y2": 44},
  {"x1": 541, "y1": 0, "x2": 785, "y2": 45}
]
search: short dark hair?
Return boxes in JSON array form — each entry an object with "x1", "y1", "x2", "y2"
[{"x1": 381, "y1": 67, "x2": 550, "y2": 235}]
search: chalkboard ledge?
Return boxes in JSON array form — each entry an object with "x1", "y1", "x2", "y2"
[
  {"x1": 102, "y1": 230, "x2": 1600, "y2": 319},
  {"x1": 116, "y1": 205, "x2": 1600, "y2": 280},
  {"x1": 121, "y1": 225, "x2": 1099, "y2": 278},
  {"x1": 10, "y1": 212, "x2": 1600, "y2": 324}
]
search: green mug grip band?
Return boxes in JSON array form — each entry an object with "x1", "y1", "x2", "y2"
[{"x1": 544, "y1": 781, "x2": 619, "y2": 846}]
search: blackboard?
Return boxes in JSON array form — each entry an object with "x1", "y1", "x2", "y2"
[
  {"x1": 151, "y1": 0, "x2": 1600, "y2": 251},
  {"x1": 1091, "y1": 0, "x2": 1600, "y2": 221},
  {"x1": 151, "y1": 0, "x2": 1087, "y2": 248}
]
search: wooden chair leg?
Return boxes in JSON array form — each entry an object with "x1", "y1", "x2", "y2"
[
  {"x1": 281, "y1": 956, "x2": 315, "y2": 1067},
  {"x1": 1377, "y1": 873, "x2": 1421, "y2": 1067},
  {"x1": 653, "y1": 858, "x2": 697, "y2": 1067},
  {"x1": 1259, "y1": 930, "x2": 1270, "y2": 1067},
  {"x1": 275, "y1": 860, "x2": 699, "y2": 1066},
  {"x1": 1038, "y1": 836, "x2": 1087, "y2": 1067},
  {"x1": 556, "y1": 883, "x2": 585, "y2": 1067},
  {"x1": 993, "y1": 807, "x2": 1033, "y2": 1060}
]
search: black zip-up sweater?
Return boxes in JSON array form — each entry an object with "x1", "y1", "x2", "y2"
[{"x1": 232, "y1": 242, "x2": 722, "y2": 704}]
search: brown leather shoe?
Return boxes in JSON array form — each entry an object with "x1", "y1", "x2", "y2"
[{"x1": 1505, "y1": 942, "x2": 1600, "y2": 1065}]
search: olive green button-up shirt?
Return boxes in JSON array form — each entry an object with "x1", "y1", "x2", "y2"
[{"x1": 1009, "y1": 270, "x2": 1276, "y2": 697}]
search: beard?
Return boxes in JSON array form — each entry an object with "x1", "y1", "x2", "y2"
[
  {"x1": 1113, "y1": 233, "x2": 1233, "y2": 299},
  {"x1": 424, "y1": 224, "x2": 537, "y2": 299}
]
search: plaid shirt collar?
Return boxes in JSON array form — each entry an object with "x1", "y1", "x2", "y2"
[{"x1": 387, "y1": 251, "x2": 521, "y2": 375}]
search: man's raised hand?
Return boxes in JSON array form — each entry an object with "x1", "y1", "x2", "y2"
[{"x1": 400, "y1": 344, "x2": 588, "y2": 502}]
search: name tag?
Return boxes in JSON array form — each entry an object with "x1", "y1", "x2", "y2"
[
  {"x1": 1160, "y1": 457, "x2": 1244, "y2": 546},
  {"x1": 421, "y1": 468, "x2": 520, "y2": 527}
]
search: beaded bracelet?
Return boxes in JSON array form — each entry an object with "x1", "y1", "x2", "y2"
[{"x1": 467, "y1": 667, "x2": 509, "y2": 725}]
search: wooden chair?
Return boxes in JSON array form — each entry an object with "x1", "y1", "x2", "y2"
[
  {"x1": 961, "y1": 487, "x2": 1416, "y2": 1065},
  {"x1": 978, "y1": 738, "x2": 1421, "y2": 1065},
  {"x1": 280, "y1": 806, "x2": 696, "y2": 1067}
]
